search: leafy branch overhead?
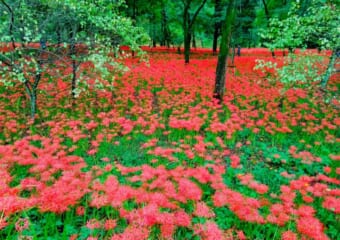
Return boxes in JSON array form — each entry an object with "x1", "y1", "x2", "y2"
[
  {"x1": 259, "y1": 0, "x2": 339, "y2": 88},
  {"x1": 0, "y1": 0, "x2": 149, "y2": 118},
  {"x1": 261, "y1": 0, "x2": 339, "y2": 51}
]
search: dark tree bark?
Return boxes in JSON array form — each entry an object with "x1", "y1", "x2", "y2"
[
  {"x1": 262, "y1": 0, "x2": 270, "y2": 23},
  {"x1": 261, "y1": 0, "x2": 275, "y2": 57},
  {"x1": 1, "y1": 0, "x2": 16, "y2": 49},
  {"x1": 149, "y1": 13, "x2": 157, "y2": 47},
  {"x1": 213, "y1": 0, "x2": 222, "y2": 54},
  {"x1": 184, "y1": 27, "x2": 192, "y2": 63},
  {"x1": 214, "y1": 0, "x2": 236, "y2": 103},
  {"x1": 131, "y1": 0, "x2": 137, "y2": 57},
  {"x1": 69, "y1": 24, "x2": 79, "y2": 99},
  {"x1": 161, "y1": 8, "x2": 171, "y2": 47},
  {"x1": 132, "y1": 0, "x2": 137, "y2": 22},
  {"x1": 23, "y1": 67, "x2": 41, "y2": 119},
  {"x1": 183, "y1": 0, "x2": 208, "y2": 64},
  {"x1": 161, "y1": 9, "x2": 165, "y2": 46},
  {"x1": 192, "y1": 28, "x2": 197, "y2": 48}
]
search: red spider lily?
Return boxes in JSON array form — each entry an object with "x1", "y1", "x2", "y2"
[
  {"x1": 281, "y1": 231, "x2": 297, "y2": 240},
  {"x1": 297, "y1": 216, "x2": 329, "y2": 240},
  {"x1": 194, "y1": 222, "x2": 224, "y2": 240},
  {"x1": 194, "y1": 201, "x2": 215, "y2": 218},
  {"x1": 0, "y1": 48, "x2": 338, "y2": 239}
]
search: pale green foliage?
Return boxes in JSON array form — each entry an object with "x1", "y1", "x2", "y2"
[
  {"x1": 61, "y1": 0, "x2": 149, "y2": 50},
  {"x1": 254, "y1": 53, "x2": 324, "y2": 87},
  {"x1": 258, "y1": 0, "x2": 339, "y2": 89},
  {"x1": 74, "y1": 46, "x2": 130, "y2": 97},
  {"x1": 261, "y1": 0, "x2": 339, "y2": 51},
  {"x1": 0, "y1": 0, "x2": 149, "y2": 86},
  {"x1": 303, "y1": 2, "x2": 339, "y2": 50},
  {"x1": 261, "y1": 16, "x2": 304, "y2": 50},
  {"x1": 0, "y1": 0, "x2": 149, "y2": 118}
]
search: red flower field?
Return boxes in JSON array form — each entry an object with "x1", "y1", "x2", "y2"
[{"x1": 0, "y1": 48, "x2": 339, "y2": 239}]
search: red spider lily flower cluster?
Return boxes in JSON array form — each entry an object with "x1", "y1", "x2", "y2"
[{"x1": 0, "y1": 46, "x2": 339, "y2": 239}]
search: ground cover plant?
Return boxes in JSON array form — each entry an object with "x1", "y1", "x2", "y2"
[{"x1": 0, "y1": 47, "x2": 339, "y2": 240}]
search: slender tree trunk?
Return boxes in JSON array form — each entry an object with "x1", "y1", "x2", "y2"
[
  {"x1": 261, "y1": 0, "x2": 276, "y2": 57},
  {"x1": 29, "y1": 91, "x2": 37, "y2": 119},
  {"x1": 2, "y1": 53, "x2": 39, "y2": 119},
  {"x1": 149, "y1": 14, "x2": 156, "y2": 47},
  {"x1": 192, "y1": 28, "x2": 196, "y2": 49},
  {"x1": 271, "y1": 50, "x2": 275, "y2": 58},
  {"x1": 213, "y1": 0, "x2": 222, "y2": 54},
  {"x1": 161, "y1": 9, "x2": 165, "y2": 46},
  {"x1": 71, "y1": 59, "x2": 77, "y2": 98},
  {"x1": 69, "y1": 24, "x2": 78, "y2": 98},
  {"x1": 184, "y1": 29, "x2": 191, "y2": 64},
  {"x1": 1, "y1": 0, "x2": 16, "y2": 49},
  {"x1": 153, "y1": 20, "x2": 157, "y2": 48},
  {"x1": 27, "y1": 70, "x2": 41, "y2": 119},
  {"x1": 262, "y1": 0, "x2": 270, "y2": 23},
  {"x1": 321, "y1": 49, "x2": 338, "y2": 88},
  {"x1": 231, "y1": 45, "x2": 235, "y2": 66},
  {"x1": 57, "y1": 26, "x2": 62, "y2": 47},
  {"x1": 161, "y1": 8, "x2": 171, "y2": 47},
  {"x1": 183, "y1": 1, "x2": 191, "y2": 64},
  {"x1": 214, "y1": 0, "x2": 236, "y2": 103},
  {"x1": 131, "y1": 0, "x2": 137, "y2": 56},
  {"x1": 132, "y1": 0, "x2": 137, "y2": 22},
  {"x1": 182, "y1": 0, "x2": 207, "y2": 64},
  {"x1": 26, "y1": 41, "x2": 44, "y2": 119}
]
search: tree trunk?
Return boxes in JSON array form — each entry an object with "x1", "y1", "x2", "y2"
[
  {"x1": 131, "y1": 0, "x2": 137, "y2": 57},
  {"x1": 184, "y1": 29, "x2": 191, "y2": 64},
  {"x1": 262, "y1": 0, "x2": 270, "y2": 23},
  {"x1": 231, "y1": 45, "x2": 235, "y2": 66},
  {"x1": 214, "y1": 0, "x2": 236, "y2": 103},
  {"x1": 321, "y1": 49, "x2": 338, "y2": 88},
  {"x1": 27, "y1": 42, "x2": 44, "y2": 119},
  {"x1": 71, "y1": 59, "x2": 77, "y2": 98},
  {"x1": 30, "y1": 89, "x2": 37, "y2": 119},
  {"x1": 262, "y1": 0, "x2": 275, "y2": 58},
  {"x1": 57, "y1": 26, "x2": 62, "y2": 47},
  {"x1": 271, "y1": 50, "x2": 275, "y2": 58},
  {"x1": 161, "y1": 8, "x2": 171, "y2": 47},
  {"x1": 182, "y1": 0, "x2": 207, "y2": 64},
  {"x1": 1, "y1": 0, "x2": 16, "y2": 49},
  {"x1": 192, "y1": 28, "x2": 196, "y2": 49},
  {"x1": 149, "y1": 13, "x2": 156, "y2": 47},
  {"x1": 213, "y1": 0, "x2": 222, "y2": 54},
  {"x1": 69, "y1": 23, "x2": 78, "y2": 98},
  {"x1": 132, "y1": 0, "x2": 137, "y2": 22},
  {"x1": 183, "y1": 1, "x2": 191, "y2": 64},
  {"x1": 27, "y1": 71, "x2": 41, "y2": 119}
]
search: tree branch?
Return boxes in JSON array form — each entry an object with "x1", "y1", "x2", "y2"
[
  {"x1": 189, "y1": 0, "x2": 208, "y2": 29},
  {"x1": 0, "y1": 53, "x2": 13, "y2": 67},
  {"x1": 23, "y1": 47, "x2": 71, "y2": 66},
  {"x1": 1, "y1": 0, "x2": 16, "y2": 49}
]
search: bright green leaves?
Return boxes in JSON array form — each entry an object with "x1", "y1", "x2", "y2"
[
  {"x1": 254, "y1": 53, "x2": 324, "y2": 87},
  {"x1": 261, "y1": 0, "x2": 339, "y2": 51}
]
